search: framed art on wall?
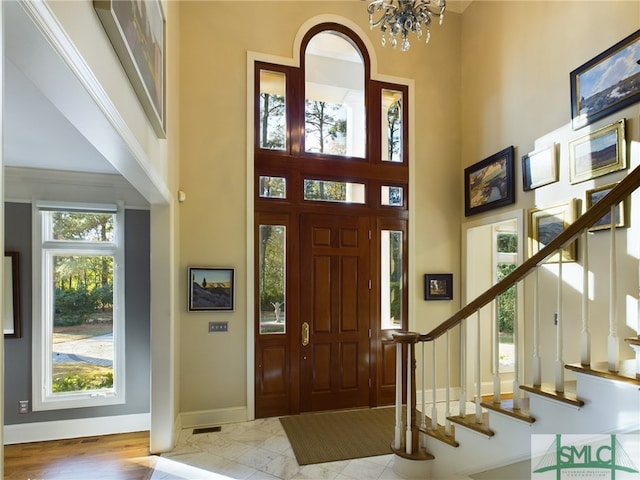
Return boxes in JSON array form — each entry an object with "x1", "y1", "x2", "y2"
[
  {"x1": 570, "y1": 29, "x2": 640, "y2": 129},
  {"x1": 464, "y1": 146, "x2": 515, "y2": 217},
  {"x1": 569, "y1": 119, "x2": 626, "y2": 184},
  {"x1": 188, "y1": 267, "x2": 235, "y2": 311},
  {"x1": 4, "y1": 252, "x2": 21, "y2": 338},
  {"x1": 94, "y1": 0, "x2": 166, "y2": 137},
  {"x1": 586, "y1": 182, "x2": 628, "y2": 232},
  {"x1": 424, "y1": 273, "x2": 453, "y2": 301},
  {"x1": 522, "y1": 144, "x2": 558, "y2": 191},
  {"x1": 528, "y1": 199, "x2": 578, "y2": 263}
]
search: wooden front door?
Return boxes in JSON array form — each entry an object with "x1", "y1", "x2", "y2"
[{"x1": 299, "y1": 213, "x2": 371, "y2": 412}]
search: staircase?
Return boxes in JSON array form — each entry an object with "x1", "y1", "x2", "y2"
[{"x1": 391, "y1": 166, "x2": 640, "y2": 479}]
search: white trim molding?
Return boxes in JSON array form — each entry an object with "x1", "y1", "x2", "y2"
[{"x1": 3, "y1": 413, "x2": 150, "y2": 445}]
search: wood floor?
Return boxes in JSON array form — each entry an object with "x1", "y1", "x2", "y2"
[{"x1": 4, "y1": 431, "x2": 157, "y2": 480}]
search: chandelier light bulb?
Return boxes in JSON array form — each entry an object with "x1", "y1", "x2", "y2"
[{"x1": 364, "y1": 0, "x2": 446, "y2": 51}]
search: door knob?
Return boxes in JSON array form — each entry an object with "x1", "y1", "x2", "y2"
[{"x1": 302, "y1": 322, "x2": 310, "y2": 346}]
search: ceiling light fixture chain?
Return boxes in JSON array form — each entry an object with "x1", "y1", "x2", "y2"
[{"x1": 364, "y1": 0, "x2": 446, "y2": 52}]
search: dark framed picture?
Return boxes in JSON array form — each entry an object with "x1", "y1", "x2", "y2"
[
  {"x1": 424, "y1": 273, "x2": 453, "y2": 301},
  {"x1": 570, "y1": 29, "x2": 640, "y2": 130},
  {"x1": 94, "y1": 0, "x2": 166, "y2": 137},
  {"x1": 464, "y1": 146, "x2": 515, "y2": 217},
  {"x1": 188, "y1": 267, "x2": 235, "y2": 311},
  {"x1": 528, "y1": 199, "x2": 578, "y2": 263},
  {"x1": 586, "y1": 182, "x2": 628, "y2": 232},
  {"x1": 4, "y1": 252, "x2": 21, "y2": 338},
  {"x1": 522, "y1": 144, "x2": 558, "y2": 191},
  {"x1": 569, "y1": 119, "x2": 626, "y2": 185}
]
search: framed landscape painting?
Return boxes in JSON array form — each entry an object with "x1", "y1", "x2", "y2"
[
  {"x1": 424, "y1": 274, "x2": 453, "y2": 301},
  {"x1": 569, "y1": 119, "x2": 626, "y2": 184},
  {"x1": 188, "y1": 267, "x2": 235, "y2": 311},
  {"x1": 570, "y1": 29, "x2": 640, "y2": 129},
  {"x1": 529, "y1": 200, "x2": 578, "y2": 263},
  {"x1": 94, "y1": 0, "x2": 166, "y2": 137},
  {"x1": 586, "y1": 182, "x2": 628, "y2": 232},
  {"x1": 464, "y1": 146, "x2": 515, "y2": 217}
]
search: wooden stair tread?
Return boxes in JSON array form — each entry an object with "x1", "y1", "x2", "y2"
[
  {"x1": 566, "y1": 359, "x2": 640, "y2": 385},
  {"x1": 391, "y1": 444, "x2": 435, "y2": 461},
  {"x1": 420, "y1": 416, "x2": 459, "y2": 447},
  {"x1": 520, "y1": 381, "x2": 584, "y2": 408},
  {"x1": 625, "y1": 336, "x2": 640, "y2": 347},
  {"x1": 447, "y1": 412, "x2": 495, "y2": 438},
  {"x1": 480, "y1": 397, "x2": 536, "y2": 424}
]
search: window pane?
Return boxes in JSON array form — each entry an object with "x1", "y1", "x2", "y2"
[
  {"x1": 381, "y1": 230, "x2": 403, "y2": 330},
  {"x1": 52, "y1": 255, "x2": 114, "y2": 394},
  {"x1": 259, "y1": 225, "x2": 286, "y2": 334},
  {"x1": 382, "y1": 89, "x2": 403, "y2": 163},
  {"x1": 381, "y1": 185, "x2": 403, "y2": 206},
  {"x1": 303, "y1": 179, "x2": 365, "y2": 204},
  {"x1": 259, "y1": 176, "x2": 286, "y2": 199},
  {"x1": 49, "y1": 212, "x2": 115, "y2": 242},
  {"x1": 497, "y1": 233, "x2": 517, "y2": 253},
  {"x1": 259, "y1": 70, "x2": 286, "y2": 150},
  {"x1": 305, "y1": 32, "x2": 365, "y2": 157}
]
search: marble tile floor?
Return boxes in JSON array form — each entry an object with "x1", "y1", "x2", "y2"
[{"x1": 149, "y1": 416, "x2": 410, "y2": 480}]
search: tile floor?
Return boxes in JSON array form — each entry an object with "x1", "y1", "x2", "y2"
[{"x1": 150, "y1": 416, "x2": 409, "y2": 480}]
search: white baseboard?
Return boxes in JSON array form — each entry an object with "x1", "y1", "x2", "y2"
[
  {"x1": 3, "y1": 413, "x2": 150, "y2": 445},
  {"x1": 179, "y1": 406, "x2": 248, "y2": 430}
]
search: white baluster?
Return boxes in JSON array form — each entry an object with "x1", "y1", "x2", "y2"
[
  {"x1": 609, "y1": 205, "x2": 619, "y2": 372},
  {"x1": 476, "y1": 309, "x2": 482, "y2": 423},
  {"x1": 533, "y1": 267, "x2": 541, "y2": 386},
  {"x1": 394, "y1": 339, "x2": 403, "y2": 450},
  {"x1": 512, "y1": 282, "x2": 521, "y2": 410},
  {"x1": 581, "y1": 230, "x2": 591, "y2": 366},
  {"x1": 459, "y1": 318, "x2": 467, "y2": 417},
  {"x1": 492, "y1": 298, "x2": 500, "y2": 404},
  {"x1": 445, "y1": 330, "x2": 452, "y2": 436},
  {"x1": 421, "y1": 342, "x2": 426, "y2": 430},
  {"x1": 431, "y1": 340, "x2": 438, "y2": 430},
  {"x1": 555, "y1": 253, "x2": 564, "y2": 393},
  {"x1": 406, "y1": 342, "x2": 412, "y2": 454}
]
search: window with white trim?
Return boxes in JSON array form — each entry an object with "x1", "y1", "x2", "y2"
[{"x1": 32, "y1": 202, "x2": 125, "y2": 410}]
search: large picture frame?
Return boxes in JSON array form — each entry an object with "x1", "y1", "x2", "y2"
[
  {"x1": 586, "y1": 182, "x2": 628, "y2": 232},
  {"x1": 94, "y1": 0, "x2": 166, "y2": 137},
  {"x1": 529, "y1": 199, "x2": 578, "y2": 263},
  {"x1": 570, "y1": 29, "x2": 640, "y2": 130},
  {"x1": 569, "y1": 119, "x2": 626, "y2": 185},
  {"x1": 188, "y1": 267, "x2": 235, "y2": 312},
  {"x1": 424, "y1": 273, "x2": 453, "y2": 301},
  {"x1": 522, "y1": 144, "x2": 558, "y2": 191},
  {"x1": 464, "y1": 146, "x2": 515, "y2": 217},
  {"x1": 4, "y1": 252, "x2": 21, "y2": 338}
]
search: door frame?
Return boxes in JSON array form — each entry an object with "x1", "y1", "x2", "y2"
[{"x1": 246, "y1": 15, "x2": 416, "y2": 421}]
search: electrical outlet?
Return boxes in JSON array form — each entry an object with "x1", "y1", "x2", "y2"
[
  {"x1": 209, "y1": 321, "x2": 228, "y2": 333},
  {"x1": 19, "y1": 400, "x2": 29, "y2": 414}
]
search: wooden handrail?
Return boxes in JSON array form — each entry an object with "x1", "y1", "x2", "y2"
[{"x1": 422, "y1": 164, "x2": 640, "y2": 342}]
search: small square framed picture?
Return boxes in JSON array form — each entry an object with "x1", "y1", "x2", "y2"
[
  {"x1": 188, "y1": 267, "x2": 235, "y2": 311},
  {"x1": 424, "y1": 274, "x2": 453, "y2": 301}
]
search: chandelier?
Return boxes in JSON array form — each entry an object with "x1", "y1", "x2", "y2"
[{"x1": 364, "y1": 0, "x2": 446, "y2": 51}]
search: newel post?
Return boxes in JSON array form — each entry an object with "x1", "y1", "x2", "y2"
[{"x1": 392, "y1": 331, "x2": 420, "y2": 456}]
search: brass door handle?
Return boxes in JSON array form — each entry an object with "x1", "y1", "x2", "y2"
[{"x1": 302, "y1": 322, "x2": 310, "y2": 346}]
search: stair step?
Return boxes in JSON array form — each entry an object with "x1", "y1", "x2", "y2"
[
  {"x1": 480, "y1": 396, "x2": 536, "y2": 424},
  {"x1": 566, "y1": 359, "x2": 640, "y2": 385},
  {"x1": 447, "y1": 412, "x2": 495, "y2": 438},
  {"x1": 520, "y1": 381, "x2": 584, "y2": 408},
  {"x1": 420, "y1": 416, "x2": 459, "y2": 448}
]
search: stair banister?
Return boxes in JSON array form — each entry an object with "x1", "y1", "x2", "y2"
[
  {"x1": 421, "y1": 163, "x2": 640, "y2": 344},
  {"x1": 581, "y1": 230, "x2": 591, "y2": 366},
  {"x1": 555, "y1": 254, "x2": 564, "y2": 393},
  {"x1": 609, "y1": 208, "x2": 619, "y2": 371}
]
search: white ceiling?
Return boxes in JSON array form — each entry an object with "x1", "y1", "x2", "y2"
[{"x1": 4, "y1": 1, "x2": 117, "y2": 175}]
